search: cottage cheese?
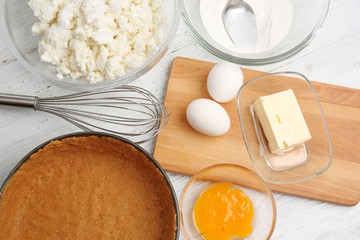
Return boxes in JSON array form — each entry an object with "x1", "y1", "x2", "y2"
[{"x1": 29, "y1": 0, "x2": 164, "y2": 83}]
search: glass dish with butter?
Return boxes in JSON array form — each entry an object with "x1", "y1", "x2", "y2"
[{"x1": 237, "y1": 72, "x2": 332, "y2": 184}]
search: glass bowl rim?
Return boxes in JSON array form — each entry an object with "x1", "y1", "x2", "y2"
[
  {"x1": 179, "y1": 163, "x2": 277, "y2": 240},
  {"x1": 236, "y1": 71, "x2": 333, "y2": 184},
  {"x1": 0, "y1": 0, "x2": 181, "y2": 91},
  {"x1": 181, "y1": 0, "x2": 330, "y2": 65}
]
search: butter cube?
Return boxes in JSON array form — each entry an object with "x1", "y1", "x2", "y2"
[{"x1": 253, "y1": 89, "x2": 311, "y2": 153}]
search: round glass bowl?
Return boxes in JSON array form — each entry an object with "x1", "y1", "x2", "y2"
[
  {"x1": 179, "y1": 164, "x2": 276, "y2": 240},
  {"x1": 182, "y1": 0, "x2": 329, "y2": 65},
  {"x1": 0, "y1": 0, "x2": 180, "y2": 90},
  {"x1": 237, "y1": 72, "x2": 332, "y2": 184}
]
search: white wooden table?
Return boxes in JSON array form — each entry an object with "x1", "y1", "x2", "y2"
[{"x1": 1, "y1": 0, "x2": 359, "y2": 239}]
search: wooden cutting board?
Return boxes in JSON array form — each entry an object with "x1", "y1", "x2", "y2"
[{"x1": 154, "y1": 57, "x2": 360, "y2": 206}]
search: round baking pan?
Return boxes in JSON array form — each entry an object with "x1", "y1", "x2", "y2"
[{"x1": 0, "y1": 132, "x2": 180, "y2": 240}]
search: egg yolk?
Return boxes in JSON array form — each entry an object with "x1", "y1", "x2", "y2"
[{"x1": 193, "y1": 183, "x2": 254, "y2": 240}]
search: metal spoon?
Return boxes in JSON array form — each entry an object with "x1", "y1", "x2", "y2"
[{"x1": 222, "y1": 0, "x2": 257, "y2": 49}]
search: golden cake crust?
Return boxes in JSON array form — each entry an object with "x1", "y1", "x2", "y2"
[{"x1": 0, "y1": 135, "x2": 176, "y2": 240}]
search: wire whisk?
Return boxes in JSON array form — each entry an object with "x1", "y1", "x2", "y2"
[{"x1": 0, "y1": 86, "x2": 170, "y2": 144}]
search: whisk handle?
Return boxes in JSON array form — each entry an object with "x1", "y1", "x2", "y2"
[{"x1": 0, "y1": 94, "x2": 38, "y2": 109}]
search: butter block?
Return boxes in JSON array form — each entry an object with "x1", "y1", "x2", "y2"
[{"x1": 253, "y1": 89, "x2": 311, "y2": 153}]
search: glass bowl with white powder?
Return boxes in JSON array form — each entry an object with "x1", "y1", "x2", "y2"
[
  {"x1": 182, "y1": 0, "x2": 329, "y2": 65},
  {"x1": 0, "y1": 0, "x2": 180, "y2": 90}
]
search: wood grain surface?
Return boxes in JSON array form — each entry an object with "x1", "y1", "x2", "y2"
[
  {"x1": 154, "y1": 57, "x2": 360, "y2": 206},
  {"x1": 1, "y1": 0, "x2": 360, "y2": 238}
]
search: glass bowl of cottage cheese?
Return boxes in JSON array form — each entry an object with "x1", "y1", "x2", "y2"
[
  {"x1": 0, "y1": 0, "x2": 180, "y2": 90},
  {"x1": 182, "y1": 0, "x2": 329, "y2": 65}
]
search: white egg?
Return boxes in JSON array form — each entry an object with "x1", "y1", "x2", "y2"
[
  {"x1": 186, "y1": 98, "x2": 230, "y2": 136},
  {"x1": 207, "y1": 62, "x2": 244, "y2": 103}
]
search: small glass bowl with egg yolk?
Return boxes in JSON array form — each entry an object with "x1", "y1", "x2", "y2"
[{"x1": 179, "y1": 164, "x2": 276, "y2": 240}]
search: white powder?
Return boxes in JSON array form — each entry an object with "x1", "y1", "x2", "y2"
[
  {"x1": 200, "y1": 0, "x2": 293, "y2": 54},
  {"x1": 29, "y1": 0, "x2": 164, "y2": 83}
]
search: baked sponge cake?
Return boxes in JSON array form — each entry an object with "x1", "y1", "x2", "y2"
[{"x1": 0, "y1": 135, "x2": 177, "y2": 240}]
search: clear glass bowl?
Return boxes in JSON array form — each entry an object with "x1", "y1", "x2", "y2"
[
  {"x1": 182, "y1": 0, "x2": 329, "y2": 65},
  {"x1": 179, "y1": 164, "x2": 276, "y2": 240},
  {"x1": 237, "y1": 72, "x2": 332, "y2": 184},
  {"x1": 0, "y1": 0, "x2": 180, "y2": 90}
]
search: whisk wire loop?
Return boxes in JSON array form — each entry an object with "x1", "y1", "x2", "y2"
[{"x1": 0, "y1": 86, "x2": 170, "y2": 144}]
